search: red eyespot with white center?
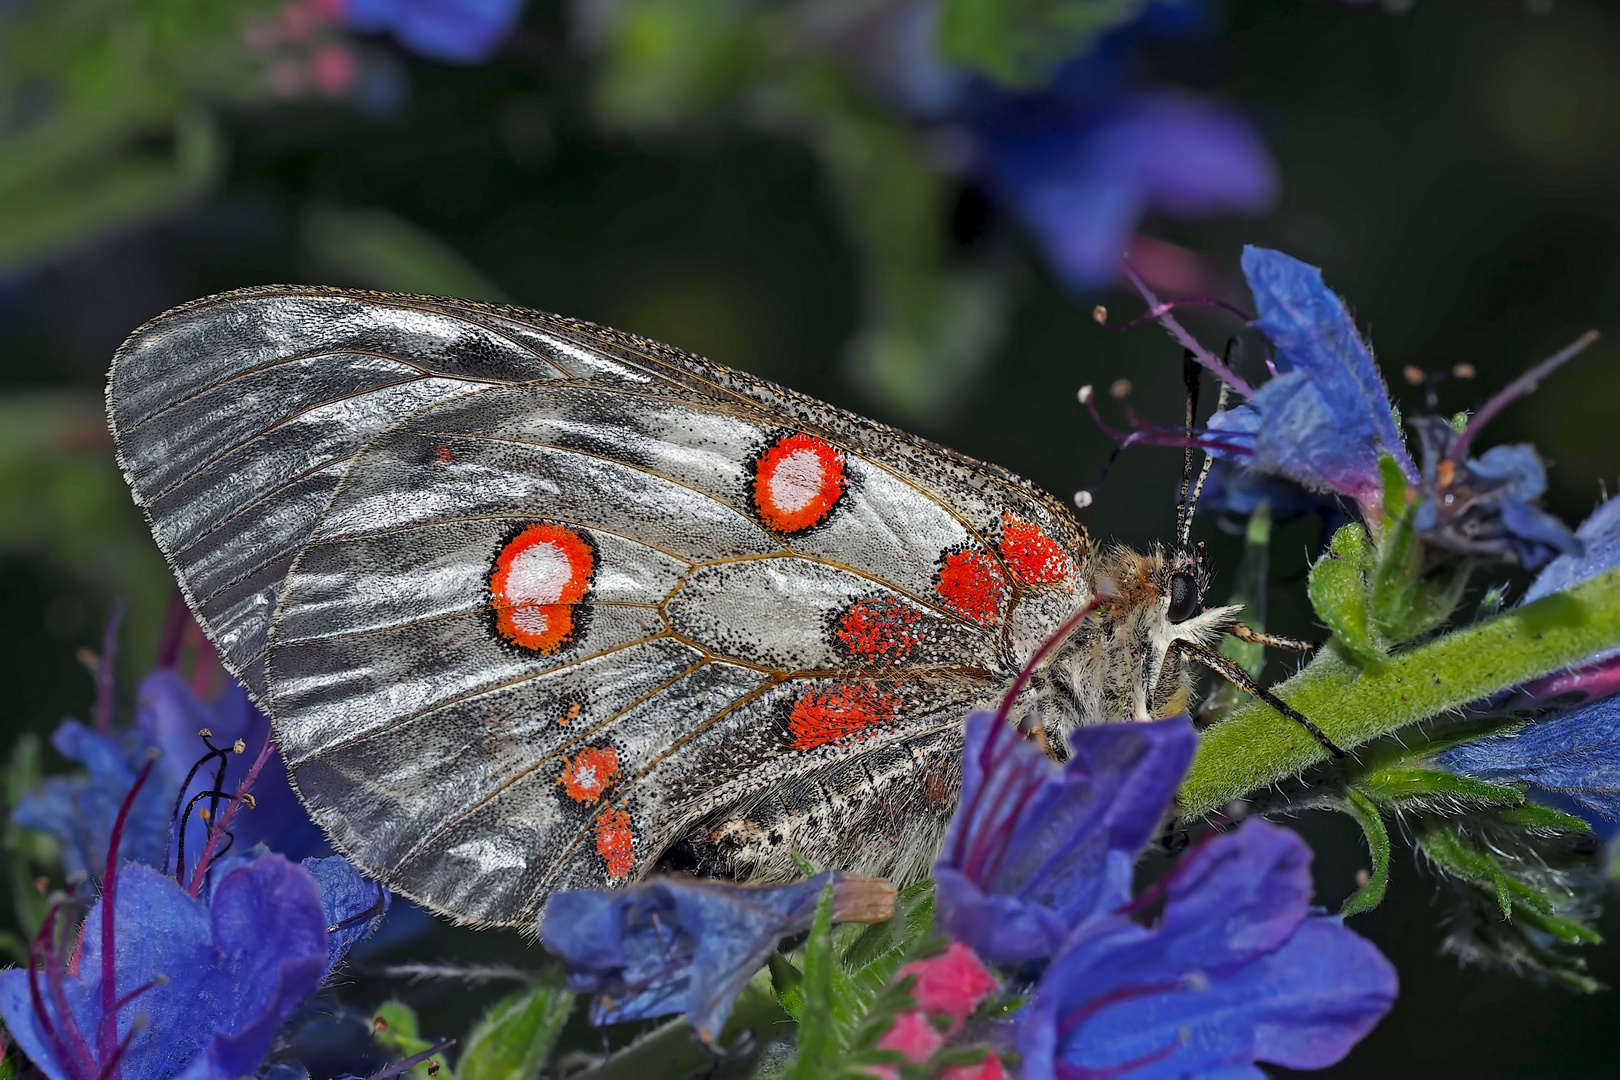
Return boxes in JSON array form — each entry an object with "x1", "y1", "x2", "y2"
[
  {"x1": 488, "y1": 522, "x2": 595, "y2": 653},
  {"x1": 752, "y1": 432, "x2": 846, "y2": 533},
  {"x1": 558, "y1": 745, "x2": 619, "y2": 805},
  {"x1": 997, "y1": 511, "x2": 1072, "y2": 585}
]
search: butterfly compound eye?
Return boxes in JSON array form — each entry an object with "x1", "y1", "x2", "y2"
[{"x1": 1167, "y1": 571, "x2": 1200, "y2": 624}]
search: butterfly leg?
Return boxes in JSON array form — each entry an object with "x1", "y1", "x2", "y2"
[
  {"x1": 1167, "y1": 638, "x2": 1345, "y2": 758},
  {"x1": 1228, "y1": 623, "x2": 1319, "y2": 655}
]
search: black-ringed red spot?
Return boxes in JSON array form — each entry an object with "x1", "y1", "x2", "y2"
[
  {"x1": 488, "y1": 522, "x2": 595, "y2": 654},
  {"x1": 752, "y1": 432, "x2": 846, "y2": 533},
  {"x1": 836, "y1": 595, "x2": 924, "y2": 665}
]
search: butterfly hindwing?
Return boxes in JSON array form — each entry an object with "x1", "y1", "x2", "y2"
[{"x1": 108, "y1": 287, "x2": 1091, "y2": 926}]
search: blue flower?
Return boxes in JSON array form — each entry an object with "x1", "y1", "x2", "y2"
[
  {"x1": 933, "y1": 712, "x2": 1195, "y2": 965},
  {"x1": 1018, "y1": 820, "x2": 1397, "y2": 1078},
  {"x1": 1437, "y1": 496, "x2": 1620, "y2": 824},
  {"x1": 934, "y1": 712, "x2": 1395, "y2": 1075},
  {"x1": 1205, "y1": 246, "x2": 1417, "y2": 516},
  {"x1": 13, "y1": 669, "x2": 327, "y2": 882},
  {"x1": 1408, "y1": 416, "x2": 1579, "y2": 572},
  {"x1": 345, "y1": 0, "x2": 525, "y2": 63},
  {"x1": 1438, "y1": 696, "x2": 1620, "y2": 826},
  {"x1": 0, "y1": 852, "x2": 370, "y2": 1080},
  {"x1": 540, "y1": 872, "x2": 894, "y2": 1044},
  {"x1": 982, "y1": 93, "x2": 1276, "y2": 289}
]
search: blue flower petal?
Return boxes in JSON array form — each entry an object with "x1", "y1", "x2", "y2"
[
  {"x1": 12, "y1": 722, "x2": 169, "y2": 879},
  {"x1": 346, "y1": 0, "x2": 525, "y2": 63},
  {"x1": 1439, "y1": 695, "x2": 1620, "y2": 822},
  {"x1": 1526, "y1": 495, "x2": 1620, "y2": 603},
  {"x1": 1208, "y1": 247, "x2": 1416, "y2": 511},
  {"x1": 1017, "y1": 821, "x2": 1396, "y2": 1079},
  {"x1": 0, "y1": 858, "x2": 328, "y2": 1080},
  {"x1": 302, "y1": 856, "x2": 391, "y2": 979},
  {"x1": 540, "y1": 873, "x2": 846, "y2": 1042},
  {"x1": 933, "y1": 712, "x2": 1196, "y2": 965}
]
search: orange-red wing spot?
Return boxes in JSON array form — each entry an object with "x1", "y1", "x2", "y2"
[
  {"x1": 558, "y1": 746, "x2": 619, "y2": 804},
  {"x1": 789, "y1": 683, "x2": 900, "y2": 751},
  {"x1": 998, "y1": 512, "x2": 1072, "y2": 585},
  {"x1": 837, "y1": 595, "x2": 924, "y2": 665},
  {"x1": 595, "y1": 806, "x2": 636, "y2": 881},
  {"x1": 488, "y1": 522, "x2": 595, "y2": 653},
  {"x1": 934, "y1": 548, "x2": 1007, "y2": 627},
  {"x1": 753, "y1": 432, "x2": 846, "y2": 533}
]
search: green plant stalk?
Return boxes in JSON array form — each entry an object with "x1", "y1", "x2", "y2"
[{"x1": 1179, "y1": 567, "x2": 1620, "y2": 819}]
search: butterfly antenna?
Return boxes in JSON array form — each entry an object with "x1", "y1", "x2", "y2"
[
  {"x1": 1176, "y1": 339, "x2": 1240, "y2": 548},
  {"x1": 1174, "y1": 350, "x2": 1202, "y2": 547}
]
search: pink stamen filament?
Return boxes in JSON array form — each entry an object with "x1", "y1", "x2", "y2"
[
  {"x1": 98, "y1": 756, "x2": 156, "y2": 1080},
  {"x1": 1122, "y1": 264, "x2": 1256, "y2": 397},
  {"x1": 362, "y1": 1038, "x2": 457, "y2": 1080},
  {"x1": 1446, "y1": 330, "x2": 1599, "y2": 469},
  {"x1": 187, "y1": 738, "x2": 274, "y2": 896},
  {"x1": 31, "y1": 901, "x2": 98, "y2": 1080},
  {"x1": 1094, "y1": 296, "x2": 1255, "y2": 332},
  {"x1": 1079, "y1": 389, "x2": 1254, "y2": 458},
  {"x1": 93, "y1": 602, "x2": 124, "y2": 736}
]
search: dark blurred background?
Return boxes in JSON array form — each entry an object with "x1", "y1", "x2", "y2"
[{"x1": 2, "y1": 0, "x2": 1618, "y2": 1075}]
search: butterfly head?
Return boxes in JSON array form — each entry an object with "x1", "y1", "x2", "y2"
[{"x1": 1029, "y1": 543, "x2": 1240, "y2": 755}]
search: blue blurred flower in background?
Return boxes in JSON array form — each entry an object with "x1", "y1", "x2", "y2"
[
  {"x1": 13, "y1": 666, "x2": 327, "y2": 883},
  {"x1": 345, "y1": 0, "x2": 527, "y2": 63},
  {"x1": 966, "y1": 4, "x2": 1278, "y2": 291}
]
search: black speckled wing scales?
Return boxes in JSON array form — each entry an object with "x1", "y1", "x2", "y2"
[{"x1": 107, "y1": 287, "x2": 1089, "y2": 927}]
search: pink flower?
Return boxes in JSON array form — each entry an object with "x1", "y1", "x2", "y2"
[
  {"x1": 941, "y1": 1055, "x2": 1011, "y2": 1080},
  {"x1": 310, "y1": 44, "x2": 360, "y2": 95},
  {"x1": 897, "y1": 942, "x2": 998, "y2": 1034},
  {"x1": 877, "y1": 1009, "x2": 944, "y2": 1064}
]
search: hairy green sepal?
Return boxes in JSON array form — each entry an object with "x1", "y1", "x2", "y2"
[{"x1": 1179, "y1": 567, "x2": 1620, "y2": 819}]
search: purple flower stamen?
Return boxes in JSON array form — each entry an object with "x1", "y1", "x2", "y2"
[
  {"x1": 186, "y1": 738, "x2": 274, "y2": 896},
  {"x1": 1445, "y1": 330, "x2": 1599, "y2": 469},
  {"x1": 1123, "y1": 263, "x2": 1256, "y2": 395},
  {"x1": 1077, "y1": 384, "x2": 1254, "y2": 457},
  {"x1": 92, "y1": 603, "x2": 124, "y2": 737},
  {"x1": 1092, "y1": 296, "x2": 1255, "y2": 333},
  {"x1": 29, "y1": 901, "x2": 96, "y2": 1080},
  {"x1": 362, "y1": 1037, "x2": 457, "y2": 1080},
  {"x1": 96, "y1": 755, "x2": 155, "y2": 1080}
]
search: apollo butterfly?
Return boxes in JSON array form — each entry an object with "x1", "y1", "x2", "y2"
[{"x1": 106, "y1": 287, "x2": 1249, "y2": 928}]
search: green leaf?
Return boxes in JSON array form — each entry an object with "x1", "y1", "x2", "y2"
[
  {"x1": 458, "y1": 975, "x2": 573, "y2": 1080},
  {"x1": 1306, "y1": 523, "x2": 1384, "y2": 665},
  {"x1": 844, "y1": 882, "x2": 936, "y2": 1011},
  {"x1": 1378, "y1": 452, "x2": 1409, "y2": 528},
  {"x1": 1340, "y1": 789, "x2": 1391, "y2": 916},
  {"x1": 939, "y1": 0, "x2": 1149, "y2": 87},
  {"x1": 770, "y1": 950, "x2": 806, "y2": 1020},
  {"x1": 301, "y1": 207, "x2": 508, "y2": 301},
  {"x1": 1353, "y1": 766, "x2": 1524, "y2": 813},
  {"x1": 1179, "y1": 566, "x2": 1620, "y2": 819},
  {"x1": 372, "y1": 1001, "x2": 455, "y2": 1080},
  {"x1": 785, "y1": 881, "x2": 848, "y2": 1080}
]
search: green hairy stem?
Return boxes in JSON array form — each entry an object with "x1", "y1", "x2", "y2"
[{"x1": 1178, "y1": 567, "x2": 1620, "y2": 820}]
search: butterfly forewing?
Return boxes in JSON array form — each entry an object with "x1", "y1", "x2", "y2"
[{"x1": 108, "y1": 286, "x2": 1091, "y2": 926}]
